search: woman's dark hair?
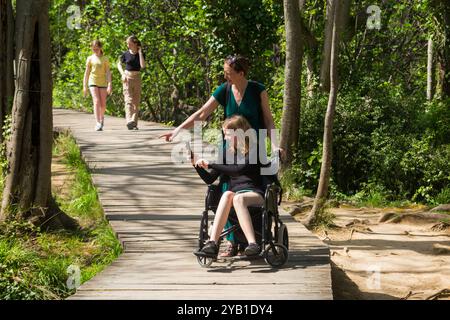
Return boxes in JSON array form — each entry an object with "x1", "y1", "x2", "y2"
[
  {"x1": 225, "y1": 54, "x2": 250, "y2": 76},
  {"x1": 127, "y1": 35, "x2": 141, "y2": 47}
]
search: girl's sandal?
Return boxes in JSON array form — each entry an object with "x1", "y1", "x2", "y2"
[{"x1": 219, "y1": 242, "x2": 238, "y2": 257}]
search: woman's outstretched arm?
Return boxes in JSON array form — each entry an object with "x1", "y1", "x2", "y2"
[{"x1": 159, "y1": 96, "x2": 219, "y2": 141}]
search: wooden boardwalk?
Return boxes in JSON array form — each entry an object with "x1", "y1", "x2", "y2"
[{"x1": 53, "y1": 108, "x2": 332, "y2": 300}]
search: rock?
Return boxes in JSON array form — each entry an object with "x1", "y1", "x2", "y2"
[
  {"x1": 345, "y1": 219, "x2": 359, "y2": 227},
  {"x1": 378, "y1": 212, "x2": 398, "y2": 223},
  {"x1": 430, "y1": 204, "x2": 450, "y2": 212},
  {"x1": 432, "y1": 243, "x2": 450, "y2": 255},
  {"x1": 346, "y1": 219, "x2": 371, "y2": 227},
  {"x1": 302, "y1": 196, "x2": 315, "y2": 203},
  {"x1": 288, "y1": 203, "x2": 313, "y2": 216},
  {"x1": 430, "y1": 222, "x2": 450, "y2": 232},
  {"x1": 379, "y1": 211, "x2": 449, "y2": 224}
]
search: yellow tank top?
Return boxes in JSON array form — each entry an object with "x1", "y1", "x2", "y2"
[{"x1": 87, "y1": 55, "x2": 110, "y2": 87}]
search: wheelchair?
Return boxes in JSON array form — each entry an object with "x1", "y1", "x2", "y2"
[{"x1": 193, "y1": 173, "x2": 289, "y2": 268}]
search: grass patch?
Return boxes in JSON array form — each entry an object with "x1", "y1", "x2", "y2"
[
  {"x1": 332, "y1": 182, "x2": 417, "y2": 209},
  {"x1": 434, "y1": 187, "x2": 450, "y2": 205},
  {"x1": 0, "y1": 132, "x2": 121, "y2": 299},
  {"x1": 310, "y1": 206, "x2": 336, "y2": 231},
  {"x1": 280, "y1": 168, "x2": 313, "y2": 202}
]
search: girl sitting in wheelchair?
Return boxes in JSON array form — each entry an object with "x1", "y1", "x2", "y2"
[{"x1": 193, "y1": 115, "x2": 264, "y2": 257}]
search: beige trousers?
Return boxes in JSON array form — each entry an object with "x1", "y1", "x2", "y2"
[{"x1": 123, "y1": 70, "x2": 142, "y2": 125}]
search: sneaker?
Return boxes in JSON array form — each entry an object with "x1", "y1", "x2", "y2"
[
  {"x1": 201, "y1": 241, "x2": 218, "y2": 256},
  {"x1": 126, "y1": 121, "x2": 135, "y2": 130},
  {"x1": 244, "y1": 243, "x2": 261, "y2": 256},
  {"x1": 95, "y1": 122, "x2": 102, "y2": 131},
  {"x1": 219, "y1": 242, "x2": 238, "y2": 258},
  {"x1": 236, "y1": 243, "x2": 247, "y2": 256}
]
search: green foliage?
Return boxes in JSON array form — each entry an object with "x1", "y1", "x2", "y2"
[
  {"x1": 50, "y1": 0, "x2": 450, "y2": 206},
  {"x1": 53, "y1": 134, "x2": 103, "y2": 219},
  {"x1": 0, "y1": 115, "x2": 12, "y2": 191},
  {"x1": 51, "y1": 0, "x2": 282, "y2": 124},
  {"x1": 435, "y1": 187, "x2": 450, "y2": 205},
  {"x1": 0, "y1": 133, "x2": 121, "y2": 300},
  {"x1": 347, "y1": 182, "x2": 389, "y2": 208}
]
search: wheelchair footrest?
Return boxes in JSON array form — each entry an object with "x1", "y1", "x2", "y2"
[
  {"x1": 219, "y1": 252, "x2": 264, "y2": 261},
  {"x1": 193, "y1": 250, "x2": 217, "y2": 259}
]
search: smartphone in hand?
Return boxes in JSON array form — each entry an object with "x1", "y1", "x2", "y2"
[{"x1": 185, "y1": 141, "x2": 194, "y2": 161}]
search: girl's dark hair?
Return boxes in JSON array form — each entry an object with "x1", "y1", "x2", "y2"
[
  {"x1": 127, "y1": 35, "x2": 141, "y2": 47},
  {"x1": 225, "y1": 54, "x2": 250, "y2": 76}
]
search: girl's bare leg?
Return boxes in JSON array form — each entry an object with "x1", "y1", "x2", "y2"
[
  {"x1": 232, "y1": 192, "x2": 264, "y2": 244},
  {"x1": 98, "y1": 87, "x2": 107, "y2": 122},
  {"x1": 209, "y1": 191, "x2": 235, "y2": 243},
  {"x1": 89, "y1": 86, "x2": 102, "y2": 123}
]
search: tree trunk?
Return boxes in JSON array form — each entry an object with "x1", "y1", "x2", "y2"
[
  {"x1": 0, "y1": 0, "x2": 14, "y2": 142},
  {"x1": 319, "y1": 0, "x2": 335, "y2": 92},
  {"x1": 280, "y1": 0, "x2": 303, "y2": 170},
  {"x1": 427, "y1": 37, "x2": 435, "y2": 101},
  {"x1": 432, "y1": 0, "x2": 450, "y2": 98},
  {"x1": 0, "y1": 0, "x2": 78, "y2": 230},
  {"x1": 300, "y1": 0, "x2": 319, "y2": 100},
  {"x1": 439, "y1": 1, "x2": 450, "y2": 98},
  {"x1": 305, "y1": 0, "x2": 341, "y2": 228},
  {"x1": 306, "y1": 55, "x2": 315, "y2": 99},
  {"x1": 6, "y1": 0, "x2": 14, "y2": 101},
  {"x1": 319, "y1": 0, "x2": 350, "y2": 92},
  {"x1": 0, "y1": 0, "x2": 6, "y2": 140}
]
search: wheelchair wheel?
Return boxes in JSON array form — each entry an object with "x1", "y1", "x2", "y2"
[
  {"x1": 197, "y1": 255, "x2": 214, "y2": 268},
  {"x1": 264, "y1": 243, "x2": 288, "y2": 268},
  {"x1": 277, "y1": 224, "x2": 289, "y2": 250}
]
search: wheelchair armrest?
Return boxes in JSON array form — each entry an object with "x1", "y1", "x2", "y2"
[
  {"x1": 264, "y1": 182, "x2": 282, "y2": 211},
  {"x1": 205, "y1": 184, "x2": 221, "y2": 210}
]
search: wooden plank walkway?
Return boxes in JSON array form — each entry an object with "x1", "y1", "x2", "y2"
[{"x1": 53, "y1": 108, "x2": 333, "y2": 300}]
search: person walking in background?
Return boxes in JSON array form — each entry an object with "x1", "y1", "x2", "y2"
[
  {"x1": 117, "y1": 35, "x2": 146, "y2": 130},
  {"x1": 83, "y1": 40, "x2": 112, "y2": 131}
]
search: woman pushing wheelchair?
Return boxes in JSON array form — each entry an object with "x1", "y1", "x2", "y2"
[{"x1": 160, "y1": 54, "x2": 284, "y2": 257}]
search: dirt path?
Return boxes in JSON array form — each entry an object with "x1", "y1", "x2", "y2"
[{"x1": 284, "y1": 201, "x2": 450, "y2": 300}]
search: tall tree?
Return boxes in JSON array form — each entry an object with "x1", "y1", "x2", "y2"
[
  {"x1": 0, "y1": 0, "x2": 78, "y2": 230},
  {"x1": 427, "y1": 36, "x2": 435, "y2": 101},
  {"x1": 305, "y1": 0, "x2": 341, "y2": 228},
  {"x1": 319, "y1": 0, "x2": 350, "y2": 92},
  {"x1": 300, "y1": 0, "x2": 319, "y2": 99},
  {"x1": 0, "y1": 0, "x2": 15, "y2": 142},
  {"x1": 436, "y1": 0, "x2": 450, "y2": 98},
  {"x1": 280, "y1": 0, "x2": 303, "y2": 170}
]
